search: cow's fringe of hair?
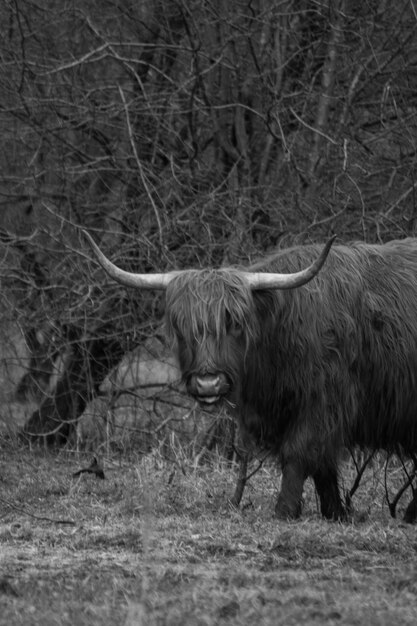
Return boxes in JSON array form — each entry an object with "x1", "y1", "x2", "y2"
[{"x1": 165, "y1": 269, "x2": 259, "y2": 346}]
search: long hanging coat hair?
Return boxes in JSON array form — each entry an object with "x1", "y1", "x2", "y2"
[{"x1": 85, "y1": 231, "x2": 417, "y2": 522}]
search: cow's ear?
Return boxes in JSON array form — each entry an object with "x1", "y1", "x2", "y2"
[{"x1": 253, "y1": 288, "x2": 285, "y2": 313}]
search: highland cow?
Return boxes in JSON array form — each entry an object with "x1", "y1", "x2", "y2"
[{"x1": 83, "y1": 231, "x2": 417, "y2": 522}]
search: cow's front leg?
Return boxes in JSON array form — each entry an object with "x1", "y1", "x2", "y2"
[
  {"x1": 275, "y1": 459, "x2": 306, "y2": 519},
  {"x1": 312, "y1": 464, "x2": 346, "y2": 521}
]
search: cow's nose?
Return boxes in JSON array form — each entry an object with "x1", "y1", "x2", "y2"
[{"x1": 195, "y1": 374, "x2": 221, "y2": 396}]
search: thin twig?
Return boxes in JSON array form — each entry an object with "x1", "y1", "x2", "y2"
[
  {"x1": 345, "y1": 449, "x2": 375, "y2": 510},
  {"x1": 289, "y1": 106, "x2": 338, "y2": 145},
  {"x1": 118, "y1": 85, "x2": 164, "y2": 249},
  {"x1": 244, "y1": 452, "x2": 271, "y2": 482},
  {"x1": 387, "y1": 454, "x2": 417, "y2": 518},
  {"x1": 384, "y1": 181, "x2": 417, "y2": 217}
]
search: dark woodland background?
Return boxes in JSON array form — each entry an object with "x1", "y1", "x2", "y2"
[{"x1": 1, "y1": 0, "x2": 417, "y2": 448}]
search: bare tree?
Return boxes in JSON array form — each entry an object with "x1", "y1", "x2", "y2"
[{"x1": 1, "y1": 0, "x2": 417, "y2": 444}]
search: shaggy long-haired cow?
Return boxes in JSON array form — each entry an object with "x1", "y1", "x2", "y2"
[{"x1": 83, "y1": 231, "x2": 417, "y2": 522}]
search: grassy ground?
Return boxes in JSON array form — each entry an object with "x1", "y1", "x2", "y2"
[{"x1": 1, "y1": 436, "x2": 417, "y2": 626}]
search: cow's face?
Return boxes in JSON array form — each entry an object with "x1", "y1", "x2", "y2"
[
  {"x1": 83, "y1": 232, "x2": 334, "y2": 401},
  {"x1": 83, "y1": 229, "x2": 334, "y2": 403},
  {"x1": 165, "y1": 270, "x2": 258, "y2": 405}
]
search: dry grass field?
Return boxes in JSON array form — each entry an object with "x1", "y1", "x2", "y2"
[{"x1": 1, "y1": 431, "x2": 417, "y2": 626}]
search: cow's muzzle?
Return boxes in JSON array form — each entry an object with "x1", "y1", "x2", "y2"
[{"x1": 188, "y1": 373, "x2": 230, "y2": 405}]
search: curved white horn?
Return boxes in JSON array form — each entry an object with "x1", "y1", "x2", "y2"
[
  {"x1": 82, "y1": 229, "x2": 180, "y2": 290},
  {"x1": 244, "y1": 236, "x2": 336, "y2": 290}
]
